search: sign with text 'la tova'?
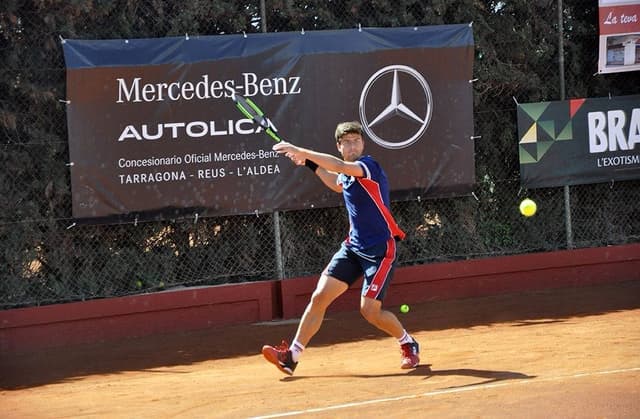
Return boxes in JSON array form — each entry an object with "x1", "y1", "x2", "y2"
[
  {"x1": 518, "y1": 95, "x2": 640, "y2": 188},
  {"x1": 62, "y1": 25, "x2": 475, "y2": 222}
]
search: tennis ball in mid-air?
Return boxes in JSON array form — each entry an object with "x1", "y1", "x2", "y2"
[
  {"x1": 400, "y1": 304, "x2": 410, "y2": 314},
  {"x1": 519, "y1": 198, "x2": 537, "y2": 217}
]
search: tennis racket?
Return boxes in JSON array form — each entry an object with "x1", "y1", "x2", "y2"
[{"x1": 232, "y1": 92, "x2": 282, "y2": 142}]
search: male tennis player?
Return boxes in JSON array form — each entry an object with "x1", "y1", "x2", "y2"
[{"x1": 262, "y1": 121, "x2": 420, "y2": 375}]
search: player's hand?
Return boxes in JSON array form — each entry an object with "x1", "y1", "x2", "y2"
[
  {"x1": 273, "y1": 141, "x2": 305, "y2": 164},
  {"x1": 272, "y1": 141, "x2": 298, "y2": 153}
]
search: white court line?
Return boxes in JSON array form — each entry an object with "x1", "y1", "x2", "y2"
[{"x1": 250, "y1": 366, "x2": 640, "y2": 419}]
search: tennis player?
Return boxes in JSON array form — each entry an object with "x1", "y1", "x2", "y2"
[{"x1": 262, "y1": 121, "x2": 420, "y2": 375}]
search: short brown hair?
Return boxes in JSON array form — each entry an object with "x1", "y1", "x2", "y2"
[{"x1": 334, "y1": 121, "x2": 363, "y2": 143}]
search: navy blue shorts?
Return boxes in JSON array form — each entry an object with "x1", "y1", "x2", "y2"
[{"x1": 323, "y1": 238, "x2": 398, "y2": 301}]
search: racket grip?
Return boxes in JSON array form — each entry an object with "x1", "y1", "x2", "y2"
[{"x1": 304, "y1": 159, "x2": 319, "y2": 173}]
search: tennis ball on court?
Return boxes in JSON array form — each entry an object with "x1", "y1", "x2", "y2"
[
  {"x1": 519, "y1": 198, "x2": 537, "y2": 217},
  {"x1": 400, "y1": 304, "x2": 410, "y2": 314}
]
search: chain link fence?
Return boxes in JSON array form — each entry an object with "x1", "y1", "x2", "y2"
[{"x1": 1, "y1": 0, "x2": 639, "y2": 309}]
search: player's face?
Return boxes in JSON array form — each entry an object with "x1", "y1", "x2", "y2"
[{"x1": 337, "y1": 133, "x2": 364, "y2": 162}]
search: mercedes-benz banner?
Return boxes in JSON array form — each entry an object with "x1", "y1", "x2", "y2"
[{"x1": 62, "y1": 24, "x2": 475, "y2": 222}]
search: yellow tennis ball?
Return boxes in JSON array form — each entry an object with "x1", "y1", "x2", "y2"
[
  {"x1": 519, "y1": 198, "x2": 537, "y2": 217},
  {"x1": 400, "y1": 304, "x2": 410, "y2": 314}
]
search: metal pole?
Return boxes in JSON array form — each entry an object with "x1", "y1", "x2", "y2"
[
  {"x1": 558, "y1": 1, "x2": 565, "y2": 100},
  {"x1": 273, "y1": 211, "x2": 285, "y2": 279},
  {"x1": 260, "y1": 2, "x2": 283, "y2": 277},
  {"x1": 260, "y1": 0, "x2": 267, "y2": 33},
  {"x1": 558, "y1": 0, "x2": 574, "y2": 249}
]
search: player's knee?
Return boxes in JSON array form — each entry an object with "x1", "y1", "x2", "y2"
[
  {"x1": 308, "y1": 275, "x2": 347, "y2": 310},
  {"x1": 309, "y1": 289, "x2": 333, "y2": 310},
  {"x1": 360, "y1": 303, "x2": 381, "y2": 323}
]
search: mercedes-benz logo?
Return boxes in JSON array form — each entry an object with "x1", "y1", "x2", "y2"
[{"x1": 359, "y1": 65, "x2": 433, "y2": 149}]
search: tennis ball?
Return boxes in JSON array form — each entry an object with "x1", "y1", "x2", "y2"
[
  {"x1": 519, "y1": 198, "x2": 537, "y2": 217},
  {"x1": 136, "y1": 280, "x2": 143, "y2": 288},
  {"x1": 400, "y1": 304, "x2": 410, "y2": 314}
]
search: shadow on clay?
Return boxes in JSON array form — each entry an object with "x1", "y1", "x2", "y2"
[{"x1": 281, "y1": 364, "x2": 536, "y2": 386}]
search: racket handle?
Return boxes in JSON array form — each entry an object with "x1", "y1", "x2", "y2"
[{"x1": 265, "y1": 128, "x2": 282, "y2": 142}]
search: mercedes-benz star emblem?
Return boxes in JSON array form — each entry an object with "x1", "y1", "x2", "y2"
[{"x1": 359, "y1": 65, "x2": 433, "y2": 149}]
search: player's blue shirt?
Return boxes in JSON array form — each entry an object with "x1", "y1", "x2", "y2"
[{"x1": 337, "y1": 155, "x2": 405, "y2": 250}]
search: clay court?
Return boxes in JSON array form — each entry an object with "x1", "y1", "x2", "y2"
[{"x1": 1, "y1": 279, "x2": 639, "y2": 418}]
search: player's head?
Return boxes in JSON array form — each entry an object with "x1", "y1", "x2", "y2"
[
  {"x1": 334, "y1": 121, "x2": 363, "y2": 142},
  {"x1": 335, "y1": 121, "x2": 364, "y2": 162}
]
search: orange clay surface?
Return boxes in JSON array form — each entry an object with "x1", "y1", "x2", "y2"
[{"x1": 2, "y1": 280, "x2": 639, "y2": 418}]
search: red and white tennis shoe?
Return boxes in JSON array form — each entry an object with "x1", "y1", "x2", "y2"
[
  {"x1": 400, "y1": 339, "x2": 420, "y2": 369},
  {"x1": 262, "y1": 340, "x2": 298, "y2": 375}
]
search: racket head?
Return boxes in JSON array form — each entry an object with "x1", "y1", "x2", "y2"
[
  {"x1": 232, "y1": 92, "x2": 270, "y2": 129},
  {"x1": 231, "y1": 92, "x2": 282, "y2": 142}
]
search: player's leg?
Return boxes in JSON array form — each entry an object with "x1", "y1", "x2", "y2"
[
  {"x1": 262, "y1": 244, "x2": 356, "y2": 375},
  {"x1": 261, "y1": 274, "x2": 347, "y2": 375},
  {"x1": 293, "y1": 274, "x2": 349, "y2": 347},
  {"x1": 358, "y1": 238, "x2": 420, "y2": 369},
  {"x1": 360, "y1": 296, "x2": 419, "y2": 369},
  {"x1": 360, "y1": 296, "x2": 403, "y2": 337}
]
